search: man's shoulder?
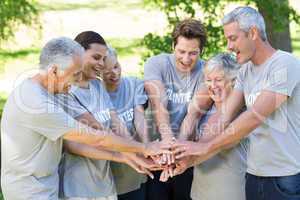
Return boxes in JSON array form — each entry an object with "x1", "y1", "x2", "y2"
[
  {"x1": 146, "y1": 53, "x2": 172, "y2": 66},
  {"x1": 273, "y1": 50, "x2": 300, "y2": 65}
]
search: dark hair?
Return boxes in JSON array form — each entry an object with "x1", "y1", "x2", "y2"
[
  {"x1": 172, "y1": 19, "x2": 207, "y2": 53},
  {"x1": 74, "y1": 31, "x2": 106, "y2": 50}
]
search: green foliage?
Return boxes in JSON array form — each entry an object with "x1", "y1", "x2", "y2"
[
  {"x1": 0, "y1": 0, "x2": 39, "y2": 43},
  {"x1": 142, "y1": 0, "x2": 300, "y2": 61}
]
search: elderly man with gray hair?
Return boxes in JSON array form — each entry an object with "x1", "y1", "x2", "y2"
[
  {"x1": 173, "y1": 6, "x2": 300, "y2": 200},
  {"x1": 0, "y1": 37, "x2": 171, "y2": 200}
]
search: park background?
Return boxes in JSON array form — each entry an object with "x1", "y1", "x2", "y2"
[{"x1": 0, "y1": 0, "x2": 299, "y2": 198}]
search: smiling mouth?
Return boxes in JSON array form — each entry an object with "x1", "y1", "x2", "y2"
[{"x1": 180, "y1": 62, "x2": 192, "y2": 69}]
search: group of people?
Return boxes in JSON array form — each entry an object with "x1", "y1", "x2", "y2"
[{"x1": 1, "y1": 6, "x2": 300, "y2": 200}]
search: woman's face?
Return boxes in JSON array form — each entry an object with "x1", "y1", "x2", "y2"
[
  {"x1": 82, "y1": 43, "x2": 107, "y2": 80},
  {"x1": 102, "y1": 55, "x2": 121, "y2": 86},
  {"x1": 204, "y1": 66, "x2": 233, "y2": 103}
]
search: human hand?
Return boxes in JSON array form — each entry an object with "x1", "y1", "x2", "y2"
[
  {"x1": 173, "y1": 157, "x2": 194, "y2": 176},
  {"x1": 143, "y1": 139, "x2": 173, "y2": 157},
  {"x1": 121, "y1": 152, "x2": 155, "y2": 179},
  {"x1": 172, "y1": 140, "x2": 210, "y2": 160},
  {"x1": 158, "y1": 136, "x2": 176, "y2": 165}
]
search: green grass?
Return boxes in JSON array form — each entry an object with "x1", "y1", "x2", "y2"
[
  {"x1": 107, "y1": 37, "x2": 145, "y2": 58},
  {"x1": 38, "y1": 0, "x2": 145, "y2": 11},
  {"x1": 0, "y1": 47, "x2": 40, "y2": 73}
]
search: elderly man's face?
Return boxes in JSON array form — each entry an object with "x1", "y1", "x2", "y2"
[{"x1": 55, "y1": 54, "x2": 83, "y2": 94}]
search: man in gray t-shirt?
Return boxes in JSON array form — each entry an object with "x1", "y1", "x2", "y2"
[
  {"x1": 173, "y1": 6, "x2": 300, "y2": 200},
  {"x1": 144, "y1": 19, "x2": 212, "y2": 200}
]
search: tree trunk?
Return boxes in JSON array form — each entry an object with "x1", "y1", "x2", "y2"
[{"x1": 256, "y1": 0, "x2": 292, "y2": 52}]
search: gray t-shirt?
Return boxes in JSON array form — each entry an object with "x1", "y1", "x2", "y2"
[
  {"x1": 235, "y1": 50, "x2": 300, "y2": 176},
  {"x1": 144, "y1": 53, "x2": 205, "y2": 139},
  {"x1": 191, "y1": 106, "x2": 247, "y2": 200},
  {"x1": 1, "y1": 79, "x2": 78, "y2": 200},
  {"x1": 108, "y1": 77, "x2": 147, "y2": 194},
  {"x1": 58, "y1": 79, "x2": 116, "y2": 198}
]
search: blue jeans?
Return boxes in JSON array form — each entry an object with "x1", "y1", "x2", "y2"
[{"x1": 246, "y1": 172, "x2": 300, "y2": 200}]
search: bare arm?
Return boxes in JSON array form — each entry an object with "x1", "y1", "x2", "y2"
[
  {"x1": 177, "y1": 90, "x2": 288, "y2": 165},
  {"x1": 174, "y1": 89, "x2": 246, "y2": 159},
  {"x1": 64, "y1": 140, "x2": 123, "y2": 162},
  {"x1": 144, "y1": 80, "x2": 173, "y2": 141},
  {"x1": 134, "y1": 105, "x2": 149, "y2": 143},
  {"x1": 178, "y1": 88, "x2": 212, "y2": 140},
  {"x1": 110, "y1": 110, "x2": 132, "y2": 139}
]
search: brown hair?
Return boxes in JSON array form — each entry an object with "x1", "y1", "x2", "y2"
[
  {"x1": 172, "y1": 19, "x2": 207, "y2": 53},
  {"x1": 74, "y1": 31, "x2": 106, "y2": 50}
]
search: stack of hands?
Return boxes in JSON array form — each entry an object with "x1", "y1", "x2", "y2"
[{"x1": 122, "y1": 138, "x2": 209, "y2": 182}]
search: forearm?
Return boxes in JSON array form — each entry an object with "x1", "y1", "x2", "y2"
[
  {"x1": 208, "y1": 110, "x2": 261, "y2": 153},
  {"x1": 64, "y1": 140, "x2": 123, "y2": 162},
  {"x1": 178, "y1": 111, "x2": 202, "y2": 141},
  {"x1": 63, "y1": 122, "x2": 146, "y2": 153},
  {"x1": 179, "y1": 89, "x2": 212, "y2": 140},
  {"x1": 134, "y1": 106, "x2": 149, "y2": 143},
  {"x1": 99, "y1": 132, "x2": 146, "y2": 154},
  {"x1": 153, "y1": 104, "x2": 173, "y2": 140},
  {"x1": 63, "y1": 123, "x2": 109, "y2": 147},
  {"x1": 191, "y1": 146, "x2": 221, "y2": 166},
  {"x1": 110, "y1": 111, "x2": 132, "y2": 139}
]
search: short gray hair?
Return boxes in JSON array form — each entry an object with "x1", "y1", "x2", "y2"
[
  {"x1": 205, "y1": 53, "x2": 240, "y2": 79},
  {"x1": 222, "y1": 6, "x2": 267, "y2": 41},
  {"x1": 39, "y1": 37, "x2": 84, "y2": 70}
]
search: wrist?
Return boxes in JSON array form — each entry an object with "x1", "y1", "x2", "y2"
[{"x1": 111, "y1": 152, "x2": 123, "y2": 163}]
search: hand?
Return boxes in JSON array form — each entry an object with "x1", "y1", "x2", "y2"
[
  {"x1": 160, "y1": 136, "x2": 176, "y2": 165},
  {"x1": 159, "y1": 168, "x2": 170, "y2": 182},
  {"x1": 172, "y1": 140, "x2": 210, "y2": 160},
  {"x1": 121, "y1": 152, "x2": 155, "y2": 179},
  {"x1": 173, "y1": 157, "x2": 194, "y2": 176},
  {"x1": 123, "y1": 152, "x2": 162, "y2": 171},
  {"x1": 144, "y1": 139, "x2": 173, "y2": 157}
]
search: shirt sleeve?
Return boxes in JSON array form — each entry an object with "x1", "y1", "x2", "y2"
[
  {"x1": 133, "y1": 78, "x2": 148, "y2": 107},
  {"x1": 56, "y1": 93, "x2": 87, "y2": 118},
  {"x1": 144, "y1": 55, "x2": 164, "y2": 82},
  {"x1": 263, "y1": 57, "x2": 300, "y2": 97},
  {"x1": 22, "y1": 100, "x2": 79, "y2": 141},
  {"x1": 234, "y1": 67, "x2": 245, "y2": 92},
  {"x1": 99, "y1": 83, "x2": 114, "y2": 110}
]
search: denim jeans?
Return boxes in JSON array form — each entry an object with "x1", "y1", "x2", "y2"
[{"x1": 246, "y1": 172, "x2": 300, "y2": 200}]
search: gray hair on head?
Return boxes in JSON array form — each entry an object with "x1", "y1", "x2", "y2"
[
  {"x1": 222, "y1": 6, "x2": 267, "y2": 41},
  {"x1": 205, "y1": 52, "x2": 240, "y2": 79},
  {"x1": 106, "y1": 45, "x2": 118, "y2": 59},
  {"x1": 39, "y1": 37, "x2": 84, "y2": 70}
]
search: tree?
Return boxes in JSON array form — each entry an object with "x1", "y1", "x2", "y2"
[
  {"x1": 0, "y1": 0, "x2": 39, "y2": 43},
  {"x1": 142, "y1": 0, "x2": 300, "y2": 60}
]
